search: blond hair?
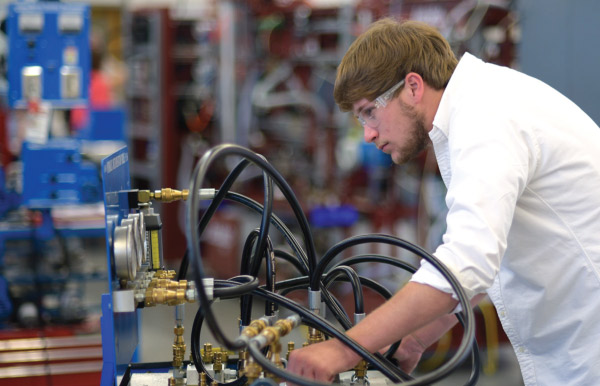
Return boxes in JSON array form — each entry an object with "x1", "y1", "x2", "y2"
[{"x1": 334, "y1": 18, "x2": 457, "y2": 111}]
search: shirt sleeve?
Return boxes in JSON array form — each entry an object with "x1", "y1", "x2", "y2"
[{"x1": 411, "y1": 105, "x2": 539, "y2": 301}]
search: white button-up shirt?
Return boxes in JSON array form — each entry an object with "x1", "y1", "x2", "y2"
[{"x1": 411, "y1": 53, "x2": 600, "y2": 385}]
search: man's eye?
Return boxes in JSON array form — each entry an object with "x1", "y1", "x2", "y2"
[{"x1": 364, "y1": 107, "x2": 375, "y2": 119}]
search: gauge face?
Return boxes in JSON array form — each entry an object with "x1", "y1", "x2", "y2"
[
  {"x1": 114, "y1": 222, "x2": 136, "y2": 281},
  {"x1": 127, "y1": 213, "x2": 146, "y2": 269},
  {"x1": 121, "y1": 219, "x2": 140, "y2": 271}
]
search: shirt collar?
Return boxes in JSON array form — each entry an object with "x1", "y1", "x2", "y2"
[{"x1": 432, "y1": 52, "x2": 484, "y2": 136}]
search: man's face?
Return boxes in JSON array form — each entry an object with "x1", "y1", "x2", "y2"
[{"x1": 353, "y1": 97, "x2": 430, "y2": 165}]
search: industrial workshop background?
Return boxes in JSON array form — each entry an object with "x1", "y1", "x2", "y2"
[{"x1": 0, "y1": 0, "x2": 598, "y2": 385}]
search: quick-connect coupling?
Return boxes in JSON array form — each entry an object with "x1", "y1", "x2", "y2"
[
  {"x1": 250, "y1": 315, "x2": 301, "y2": 349},
  {"x1": 235, "y1": 317, "x2": 270, "y2": 346},
  {"x1": 308, "y1": 289, "x2": 321, "y2": 313},
  {"x1": 354, "y1": 312, "x2": 366, "y2": 325}
]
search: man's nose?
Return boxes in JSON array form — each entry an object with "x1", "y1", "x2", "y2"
[{"x1": 363, "y1": 125, "x2": 378, "y2": 143}]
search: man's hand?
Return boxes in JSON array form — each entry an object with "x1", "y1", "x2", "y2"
[
  {"x1": 287, "y1": 339, "x2": 360, "y2": 382},
  {"x1": 388, "y1": 335, "x2": 427, "y2": 374}
]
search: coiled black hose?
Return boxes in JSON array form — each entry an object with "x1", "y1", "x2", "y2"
[{"x1": 186, "y1": 144, "x2": 317, "y2": 350}]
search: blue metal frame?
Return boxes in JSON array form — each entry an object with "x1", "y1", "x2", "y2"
[{"x1": 100, "y1": 147, "x2": 140, "y2": 386}]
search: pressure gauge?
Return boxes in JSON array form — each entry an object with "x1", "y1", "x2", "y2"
[{"x1": 113, "y1": 222, "x2": 136, "y2": 281}]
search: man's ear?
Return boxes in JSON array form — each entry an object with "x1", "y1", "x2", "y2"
[{"x1": 405, "y1": 72, "x2": 425, "y2": 102}]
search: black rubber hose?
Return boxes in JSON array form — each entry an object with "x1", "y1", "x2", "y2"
[
  {"x1": 176, "y1": 249, "x2": 189, "y2": 281},
  {"x1": 187, "y1": 144, "x2": 317, "y2": 350},
  {"x1": 273, "y1": 275, "x2": 400, "y2": 360},
  {"x1": 190, "y1": 301, "x2": 247, "y2": 386},
  {"x1": 240, "y1": 230, "x2": 260, "y2": 326},
  {"x1": 306, "y1": 234, "x2": 475, "y2": 385},
  {"x1": 250, "y1": 287, "x2": 411, "y2": 383},
  {"x1": 312, "y1": 234, "x2": 425, "y2": 290},
  {"x1": 274, "y1": 249, "x2": 309, "y2": 276},
  {"x1": 213, "y1": 276, "x2": 260, "y2": 299},
  {"x1": 240, "y1": 233, "x2": 277, "y2": 324},
  {"x1": 226, "y1": 192, "x2": 309, "y2": 274},
  {"x1": 250, "y1": 172, "x2": 273, "y2": 280},
  {"x1": 179, "y1": 159, "x2": 252, "y2": 281},
  {"x1": 333, "y1": 254, "x2": 418, "y2": 274},
  {"x1": 323, "y1": 266, "x2": 364, "y2": 316}
]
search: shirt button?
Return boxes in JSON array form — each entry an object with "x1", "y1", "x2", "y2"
[
  {"x1": 518, "y1": 347, "x2": 526, "y2": 353},
  {"x1": 500, "y1": 311, "x2": 506, "y2": 317}
]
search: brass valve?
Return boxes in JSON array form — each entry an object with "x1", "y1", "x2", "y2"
[
  {"x1": 239, "y1": 318, "x2": 268, "y2": 341},
  {"x1": 154, "y1": 269, "x2": 177, "y2": 280},
  {"x1": 145, "y1": 287, "x2": 188, "y2": 306},
  {"x1": 241, "y1": 357, "x2": 262, "y2": 385},
  {"x1": 144, "y1": 277, "x2": 194, "y2": 307},
  {"x1": 286, "y1": 341, "x2": 295, "y2": 361},
  {"x1": 151, "y1": 278, "x2": 187, "y2": 291},
  {"x1": 138, "y1": 188, "x2": 189, "y2": 203},
  {"x1": 257, "y1": 317, "x2": 297, "y2": 347},
  {"x1": 172, "y1": 325, "x2": 186, "y2": 368},
  {"x1": 213, "y1": 351, "x2": 224, "y2": 382},
  {"x1": 264, "y1": 341, "x2": 284, "y2": 382},
  {"x1": 308, "y1": 327, "x2": 324, "y2": 345},
  {"x1": 202, "y1": 343, "x2": 214, "y2": 364},
  {"x1": 199, "y1": 372, "x2": 207, "y2": 386},
  {"x1": 353, "y1": 359, "x2": 368, "y2": 380},
  {"x1": 238, "y1": 349, "x2": 249, "y2": 376}
]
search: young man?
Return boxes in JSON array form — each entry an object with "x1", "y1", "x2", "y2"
[{"x1": 287, "y1": 18, "x2": 600, "y2": 385}]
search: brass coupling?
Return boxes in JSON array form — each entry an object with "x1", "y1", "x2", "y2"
[
  {"x1": 308, "y1": 327, "x2": 324, "y2": 345},
  {"x1": 153, "y1": 269, "x2": 177, "y2": 280},
  {"x1": 241, "y1": 357, "x2": 262, "y2": 385},
  {"x1": 286, "y1": 341, "x2": 295, "y2": 361},
  {"x1": 145, "y1": 287, "x2": 189, "y2": 306},
  {"x1": 150, "y1": 278, "x2": 187, "y2": 291},
  {"x1": 353, "y1": 359, "x2": 368, "y2": 379},
  {"x1": 138, "y1": 188, "x2": 189, "y2": 203},
  {"x1": 264, "y1": 341, "x2": 284, "y2": 382},
  {"x1": 251, "y1": 315, "x2": 301, "y2": 349},
  {"x1": 237, "y1": 318, "x2": 269, "y2": 345},
  {"x1": 144, "y1": 278, "x2": 195, "y2": 307},
  {"x1": 172, "y1": 325, "x2": 186, "y2": 368},
  {"x1": 201, "y1": 343, "x2": 214, "y2": 364},
  {"x1": 213, "y1": 351, "x2": 224, "y2": 383}
]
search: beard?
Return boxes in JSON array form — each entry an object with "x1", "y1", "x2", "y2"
[{"x1": 392, "y1": 101, "x2": 430, "y2": 164}]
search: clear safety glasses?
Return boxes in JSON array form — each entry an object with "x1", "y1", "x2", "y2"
[{"x1": 356, "y1": 79, "x2": 405, "y2": 128}]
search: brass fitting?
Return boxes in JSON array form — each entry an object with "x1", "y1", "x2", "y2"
[
  {"x1": 237, "y1": 350, "x2": 248, "y2": 376},
  {"x1": 308, "y1": 327, "x2": 324, "y2": 345},
  {"x1": 264, "y1": 341, "x2": 284, "y2": 382},
  {"x1": 257, "y1": 318, "x2": 296, "y2": 347},
  {"x1": 154, "y1": 269, "x2": 177, "y2": 280},
  {"x1": 172, "y1": 325, "x2": 186, "y2": 368},
  {"x1": 213, "y1": 351, "x2": 224, "y2": 383},
  {"x1": 239, "y1": 319, "x2": 268, "y2": 342},
  {"x1": 144, "y1": 276, "x2": 194, "y2": 306},
  {"x1": 199, "y1": 372, "x2": 207, "y2": 386},
  {"x1": 154, "y1": 278, "x2": 187, "y2": 290},
  {"x1": 241, "y1": 357, "x2": 262, "y2": 385},
  {"x1": 354, "y1": 359, "x2": 368, "y2": 380},
  {"x1": 138, "y1": 188, "x2": 189, "y2": 203},
  {"x1": 286, "y1": 341, "x2": 295, "y2": 361},
  {"x1": 202, "y1": 343, "x2": 214, "y2": 364},
  {"x1": 145, "y1": 287, "x2": 188, "y2": 307},
  {"x1": 153, "y1": 188, "x2": 189, "y2": 203},
  {"x1": 138, "y1": 190, "x2": 152, "y2": 203}
]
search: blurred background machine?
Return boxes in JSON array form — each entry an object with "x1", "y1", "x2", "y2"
[{"x1": 0, "y1": 1, "x2": 124, "y2": 385}]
